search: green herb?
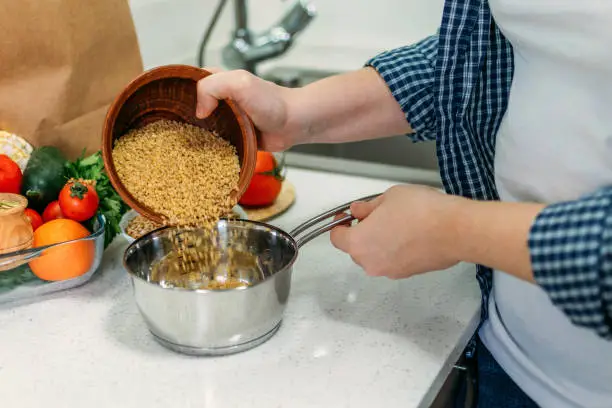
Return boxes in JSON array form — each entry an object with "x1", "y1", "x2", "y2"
[
  {"x1": 65, "y1": 150, "x2": 129, "y2": 248},
  {"x1": 0, "y1": 265, "x2": 37, "y2": 290}
]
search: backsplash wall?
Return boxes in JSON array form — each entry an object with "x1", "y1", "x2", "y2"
[{"x1": 128, "y1": 0, "x2": 444, "y2": 72}]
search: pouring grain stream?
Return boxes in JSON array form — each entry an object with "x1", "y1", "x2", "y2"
[{"x1": 112, "y1": 119, "x2": 256, "y2": 290}]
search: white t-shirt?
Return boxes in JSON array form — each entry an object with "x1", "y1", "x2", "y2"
[{"x1": 479, "y1": 1, "x2": 612, "y2": 407}]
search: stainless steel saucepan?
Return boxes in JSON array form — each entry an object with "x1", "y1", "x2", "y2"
[{"x1": 123, "y1": 194, "x2": 379, "y2": 356}]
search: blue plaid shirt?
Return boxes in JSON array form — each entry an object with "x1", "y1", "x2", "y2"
[{"x1": 367, "y1": 0, "x2": 612, "y2": 340}]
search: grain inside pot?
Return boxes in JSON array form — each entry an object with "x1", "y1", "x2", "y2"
[{"x1": 113, "y1": 119, "x2": 256, "y2": 290}]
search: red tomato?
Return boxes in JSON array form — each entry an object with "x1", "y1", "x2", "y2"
[
  {"x1": 239, "y1": 151, "x2": 284, "y2": 207},
  {"x1": 58, "y1": 180, "x2": 99, "y2": 222},
  {"x1": 0, "y1": 154, "x2": 23, "y2": 194},
  {"x1": 24, "y1": 208, "x2": 43, "y2": 231},
  {"x1": 42, "y1": 200, "x2": 65, "y2": 223}
]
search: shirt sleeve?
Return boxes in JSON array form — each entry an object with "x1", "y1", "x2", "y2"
[
  {"x1": 365, "y1": 35, "x2": 438, "y2": 142},
  {"x1": 529, "y1": 186, "x2": 612, "y2": 340}
]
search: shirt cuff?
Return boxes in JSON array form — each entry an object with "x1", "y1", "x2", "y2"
[
  {"x1": 529, "y1": 187, "x2": 612, "y2": 338},
  {"x1": 365, "y1": 35, "x2": 438, "y2": 142}
]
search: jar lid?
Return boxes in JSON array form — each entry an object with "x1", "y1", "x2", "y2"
[{"x1": 0, "y1": 193, "x2": 27, "y2": 215}]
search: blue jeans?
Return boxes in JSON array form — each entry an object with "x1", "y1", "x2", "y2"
[{"x1": 475, "y1": 336, "x2": 539, "y2": 408}]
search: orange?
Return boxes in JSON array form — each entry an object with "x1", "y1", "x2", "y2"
[{"x1": 29, "y1": 219, "x2": 95, "y2": 281}]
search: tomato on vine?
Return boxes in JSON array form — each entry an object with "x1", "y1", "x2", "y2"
[{"x1": 58, "y1": 179, "x2": 99, "y2": 222}]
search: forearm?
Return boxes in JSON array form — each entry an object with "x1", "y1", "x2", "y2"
[
  {"x1": 451, "y1": 198, "x2": 546, "y2": 282},
  {"x1": 449, "y1": 189, "x2": 612, "y2": 338},
  {"x1": 285, "y1": 67, "x2": 412, "y2": 145}
]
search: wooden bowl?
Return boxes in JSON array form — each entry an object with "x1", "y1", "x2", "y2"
[{"x1": 101, "y1": 65, "x2": 258, "y2": 224}]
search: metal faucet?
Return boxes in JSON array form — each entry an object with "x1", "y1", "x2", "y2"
[{"x1": 197, "y1": 0, "x2": 317, "y2": 76}]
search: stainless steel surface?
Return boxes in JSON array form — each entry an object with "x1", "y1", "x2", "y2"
[
  {"x1": 289, "y1": 139, "x2": 439, "y2": 173},
  {"x1": 151, "y1": 322, "x2": 282, "y2": 356},
  {"x1": 0, "y1": 215, "x2": 106, "y2": 304},
  {"x1": 290, "y1": 193, "x2": 380, "y2": 247},
  {"x1": 261, "y1": 67, "x2": 441, "y2": 183},
  {"x1": 124, "y1": 220, "x2": 296, "y2": 356},
  {"x1": 262, "y1": 66, "x2": 339, "y2": 87},
  {"x1": 285, "y1": 152, "x2": 442, "y2": 187},
  {"x1": 123, "y1": 195, "x2": 376, "y2": 356},
  {"x1": 289, "y1": 139, "x2": 438, "y2": 172},
  {"x1": 234, "y1": 0, "x2": 249, "y2": 39},
  {"x1": 220, "y1": 1, "x2": 317, "y2": 74}
]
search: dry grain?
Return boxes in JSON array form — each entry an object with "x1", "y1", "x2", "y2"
[
  {"x1": 112, "y1": 119, "x2": 240, "y2": 226},
  {"x1": 125, "y1": 215, "x2": 162, "y2": 239},
  {"x1": 114, "y1": 119, "x2": 251, "y2": 290},
  {"x1": 126, "y1": 208, "x2": 241, "y2": 241}
]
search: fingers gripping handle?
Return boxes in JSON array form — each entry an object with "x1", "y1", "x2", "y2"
[{"x1": 289, "y1": 193, "x2": 381, "y2": 248}]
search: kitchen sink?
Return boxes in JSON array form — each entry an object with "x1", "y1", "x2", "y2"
[{"x1": 261, "y1": 67, "x2": 441, "y2": 187}]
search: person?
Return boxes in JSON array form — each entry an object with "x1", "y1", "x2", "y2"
[{"x1": 195, "y1": 0, "x2": 612, "y2": 406}]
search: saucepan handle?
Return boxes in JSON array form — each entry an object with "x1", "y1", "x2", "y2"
[{"x1": 289, "y1": 193, "x2": 381, "y2": 248}]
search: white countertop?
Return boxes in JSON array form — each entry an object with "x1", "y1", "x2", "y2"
[{"x1": 0, "y1": 168, "x2": 480, "y2": 408}]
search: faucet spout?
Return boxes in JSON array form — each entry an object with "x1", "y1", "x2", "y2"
[
  {"x1": 278, "y1": 0, "x2": 317, "y2": 37},
  {"x1": 233, "y1": 0, "x2": 249, "y2": 40},
  {"x1": 221, "y1": 0, "x2": 317, "y2": 74}
]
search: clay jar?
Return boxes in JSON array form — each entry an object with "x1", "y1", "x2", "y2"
[{"x1": 0, "y1": 193, "x2": 34, "y2": 272}]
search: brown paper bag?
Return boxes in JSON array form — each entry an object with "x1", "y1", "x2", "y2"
[{"x1": 0, "y1": 0, "x2": 143, "y2": 159}]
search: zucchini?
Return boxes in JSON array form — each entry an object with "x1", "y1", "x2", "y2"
[{"x1": 21, "y1": 146, "x2": 67, "y2": 212}]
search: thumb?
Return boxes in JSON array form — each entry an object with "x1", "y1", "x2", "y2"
[
  {"x1": 196, "y1": 70, "x2": 254, "y2": 118},
  {"x1": 350, "y1": 195, "x2": 383, "y2": 220}
]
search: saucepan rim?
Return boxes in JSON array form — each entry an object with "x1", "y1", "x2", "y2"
[
  {"x1": 122, "y1": 194, "x2": 381, "y2": 294},
  {"x1": 123, "y1": 218, "x2": 298, "y2": 294}
]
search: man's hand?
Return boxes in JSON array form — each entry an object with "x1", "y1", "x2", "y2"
[
  {"x1": 330, "y1": 184, "x2": 545, "y2": 282},
  {"x1": 330, "y1": 185, "x2": 463, "y2": 279},
  {"x1": 196, "y1": 68, "x2": 296, "y2": 151},
  {"x1": 196, "y1": 67, "x2": 413, "y2": 152}
]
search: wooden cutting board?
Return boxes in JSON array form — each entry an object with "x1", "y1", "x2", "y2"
[{"x1": 242, "y1": 181, "x2": 296, "y2": 222}]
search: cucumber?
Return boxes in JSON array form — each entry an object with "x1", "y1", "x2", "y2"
[{"x1": 21, "y1": 146, "x2": 67, "y2": 212}]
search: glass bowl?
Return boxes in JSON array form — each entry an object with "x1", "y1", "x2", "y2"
[{"x1": 0, "y1": 215, "x2": 106, "y2": 302}]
